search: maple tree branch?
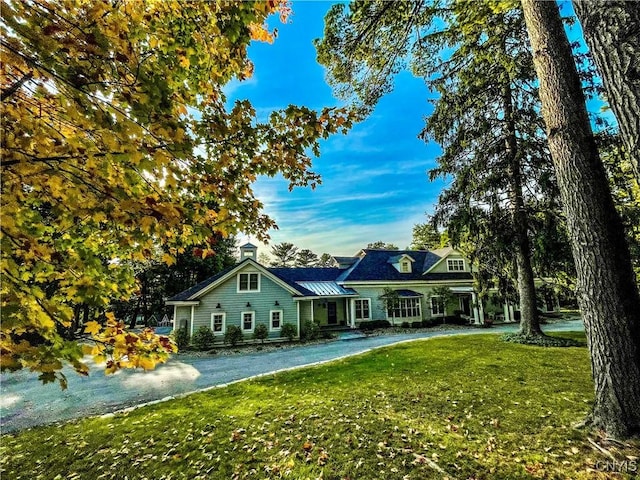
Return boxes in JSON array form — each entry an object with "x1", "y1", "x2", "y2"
[
  {"x1": 0, "y1": 145, "x2": 170, "y2": 168},
  {"x1": 0, "y1": 39, "x2": 174, "y2": 154},
  {"x1": 1, "y1": 71, "x2": 33, "y2": 101}
]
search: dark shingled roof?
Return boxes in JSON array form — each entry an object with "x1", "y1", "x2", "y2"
[
  {"x1": 343, "y1": 249, "x2": 442, "y2": 281},
  {"x1": 382, "y1": 289, "x2": 423, "y2": 297}
]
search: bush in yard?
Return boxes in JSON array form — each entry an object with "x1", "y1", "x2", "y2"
[
  {"x1": 411, "y1": 321, "x2": 422, "y2": 328},
  {"x1": 401, "y1": 321, "x2": 410, "y2": 328},
  {"x1": 173, "y1": 326, "x2": 191, "y2": 350},
  {"x1": 357, "y1": 321, "x2": 373, "y2": 331},
  {"x1": 192, "y1": 326, "x2": 216, "y2": 350},
  {"x1": 224, "y1": 325, "x2": 243, "y2": 346},
  {"x1": 445, "y1": 315, "x2": 469, "y2": 325},
  {"x1": 373, "y1": 320, "x2": 391, "y2": 329},
  {"x1": 253, "y1": 324, "x2": 269, "y2": 343},
  {"x1": 280, "y1": 323, "x2": 297, "y2": 342},
  {"x1": 301, "y1": 320, "x2": 320, "y2": 341}
]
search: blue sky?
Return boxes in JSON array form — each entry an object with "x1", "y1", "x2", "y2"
[
  {"x1": 225, "y1": 1, "x2": 445, "y2": 257},
  {"x1": 225, "y1": 1, "x2": 603, "y2": 259}
]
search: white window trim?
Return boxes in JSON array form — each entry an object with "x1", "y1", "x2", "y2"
[
  {"x1": 269, "y1": 309, "x2": 283, "y2": 331},
  {"x1": 237, "y1": 272, "x2": 261, "y2": 293},
  {"x1": 430, "y1": 296, "x2": 445, "y2": 316},
  {"x1": 210, "y1": 312, "x2": 226, "y2": 335},
  {"x1": 354, "y1": 298, "x2": 371, "y2": 320},
  {"x1": 241, "y1": 311, "x2": 255, "y2": 333},
  {"x1": 447, "y1": 258, "x2": 465, "y2": 272},
  {"x1": 386, "y1": 297, "x2": 422, "y2": 319}
]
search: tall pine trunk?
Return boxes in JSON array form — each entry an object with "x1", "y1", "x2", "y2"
[
  {"x1": 522, "y1": 0, "x2": 640, "y2": 439},
  {"x1": 572, "y1": 1, "x2": 640, "y2": 184},
  {"x1": 502, "y1": 79, "x2": 542, "y2": 336}
]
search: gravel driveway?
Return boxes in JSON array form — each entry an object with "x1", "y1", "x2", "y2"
[{"x1": 0, "y1": 319, "x2": 583, "y2": 433}]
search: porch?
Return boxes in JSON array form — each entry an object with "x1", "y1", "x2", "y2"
[{"x1": 294, "y1": 281, "x2": 359, "y2": 329}]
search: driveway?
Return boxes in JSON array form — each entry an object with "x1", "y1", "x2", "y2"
[{"x1": 0, "y1": 319, "x2": 583, "y2": 433}]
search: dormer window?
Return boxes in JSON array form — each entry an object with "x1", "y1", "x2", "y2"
[
  {"x1": 388, "y1": 254, "x2": 415, "y2": 273},
  {"x1": 447, "y1": 259, "x2": 465, "y2": 272}
]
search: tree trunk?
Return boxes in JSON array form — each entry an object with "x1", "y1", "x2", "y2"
[
  {"x1": 502, "y1": 78, "x2": 542, "y2": 336},
  {"x1": 129, "y1": 297, "x2": 141, "y2": 330},
  {"x1": 522, "y1": 0, "x2": 640, "y2": 439},
  {"x1": 572, "y1": 1, "x2": 640, "y2": 184}
]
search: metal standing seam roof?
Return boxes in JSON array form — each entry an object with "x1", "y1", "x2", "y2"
[{"x1": 295, "y1": 281, "x2": 358, "y2": 296}]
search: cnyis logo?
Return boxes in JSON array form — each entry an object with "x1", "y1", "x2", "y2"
[{"x1": 594, "y1": 459, "x2": 638, "y2": 474}]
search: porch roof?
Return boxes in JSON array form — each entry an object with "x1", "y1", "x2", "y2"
[
  {"x1": 382, "y1": 289, "x2": 423, "y2": 297},
  {"x1": 295, "y1": 281, "x2": 358, "y2": 297}
]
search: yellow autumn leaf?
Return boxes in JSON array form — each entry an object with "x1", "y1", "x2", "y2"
[
  {"x1": 162, "y1": 253, "x2": 176, "y2": 266},
  {"x1": 105, "y1": 363, "x2": 118, "y2": 375},
  {"x1": 140, "y1": 216, "x2": 156, "y2": 233},
  {"x1": 139, "y1": 356, "x2": 156, "y2": 370},
  {"x1": 93, "y1": 354, "x2": 106, "y2": 364},
  {"x1": 84, "y1": 321, "x2": 101, "y2": 335}
]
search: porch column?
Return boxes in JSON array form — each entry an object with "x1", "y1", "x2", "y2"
[
  {"x1": 296, "y1": 301, "x2": 301, "y2": 339},
  {"x1": 503, "y1": 304, "x2": 511, "y2": 322},
  {"x1": 472, "y1": 292, "x2": 480, "y2": 324},
  {"x1": 190, "y1": 305, "x2": 195, "y2": 337},
  {"x1": 350, "y1": 299, "x2": 356, "y2": 328},
  {"x1": 173, "y1": 305, "x2": 177, "y2": 331},
  {"x1": 508, "y1": 304, "x2": 515, "y2": 322},
  {"x1": 310, "y1": 300, "x2": 315, "y2": 323},
  {"x1": 478, "y1": 300, "x2": 485, "y2": 325}
]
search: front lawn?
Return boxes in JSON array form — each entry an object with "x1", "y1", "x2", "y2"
[{"x1": 1, "y1": 332, "x2": 638, "y2": 479}]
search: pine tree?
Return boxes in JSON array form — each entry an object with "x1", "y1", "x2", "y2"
[
  {"x1": 318, "y1": 0, "x2": 555, "y2": 337},
  {"x1": 270, "y1": 242, "x2": 299, "y2": 267}
]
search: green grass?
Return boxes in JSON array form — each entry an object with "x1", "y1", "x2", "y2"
[{"x1": 2, "y1": 332, "x2": 638, "y2": 479}]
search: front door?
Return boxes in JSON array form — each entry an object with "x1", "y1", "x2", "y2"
[{"x1": 327, "y1": 302, "x2": 337, "y2": 325}]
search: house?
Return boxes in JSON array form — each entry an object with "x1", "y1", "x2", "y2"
[{"x1": 166, "y1": 243, "x2": 521, "y2": 341}]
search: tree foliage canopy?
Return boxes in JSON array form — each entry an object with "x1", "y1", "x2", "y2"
[
  {"x1": 366, "y1": 241, "x2": 399, "y2": 250},
  {"x1": 410, "y1": 221, "x2": 444, "y2": 250},
  {"x1": 1, "y1": 0, "x2": 352, "y2": 386}
]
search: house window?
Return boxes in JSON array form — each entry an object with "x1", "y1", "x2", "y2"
[
  {"x1": 211, "y1": 313, "x2": 226, "y2": 334},
  {"x1": 270, "y1": 310, "x2": 282, "y2": 331},
  {"x1": 241, "y1": 311, "x2": 255, "y2": 332},
  {"x1": 387, "y1": 298, "x2": 421, "y2": 318},
  {"x1": 430, "y1": 296, "x2": 445, "y2": 316},
  {"x1": 400, "y1": 261, "x2": 410, "y2": 273},
  {"x1": 447, "y1": 259, "x2": 465, "y2": 271},
  {"x1": 354, "y1": 299, "x2": 370, "y2": 320},
  {"x1": 238, "y1": 272, "x2": 260, "y2": 292}
]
